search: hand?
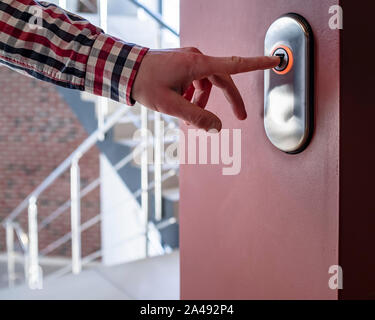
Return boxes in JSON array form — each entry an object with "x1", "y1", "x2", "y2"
[{"x1": 132, "y1": 47, "x2": 280, "y2": 131}]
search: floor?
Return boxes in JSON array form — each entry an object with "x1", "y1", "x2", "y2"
[{"x1": 0, "y1": 250, "x2": 179, "y2": 300}]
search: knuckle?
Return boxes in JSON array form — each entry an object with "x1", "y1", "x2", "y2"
[
  {"x1": 229, "y1": 56, "x2": 245, "y2": 74},
  {"x1": 185, "y1": 46, "x2": 201, "y2": 54},
  {"x1": 230, "y1": 55, "x2": 243, "y2": 65},
  {"x1": 189, "y1": 52, "x2": 201, "y2": 64},
  {"x1": 186, "y1": 53, "x2": 203, "y2": 79},
  {"x1": 230, "y1": 56, "x2": 237, "y2": 63}
]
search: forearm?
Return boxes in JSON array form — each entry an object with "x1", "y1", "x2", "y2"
[{"x1": 0, "y1": 0, "x2": 148, "y2": 105}]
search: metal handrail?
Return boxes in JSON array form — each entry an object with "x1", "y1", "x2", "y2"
[
  {"x1": 2, "y1": 105, "x2": 176, "y2": 287},
  {"x1": 39, "y1": 167, "x2": 178, "y2": 257},
  {"x1": 129, "y1": 0, "x2": 179, "y2": 37},
  {"x1": 75, "y1": 0, "x2": 179, "y2": 37},
  {"x1": 2, "y1": 0, "x2": 180, "y2": 289},
  {"x1": 13, "y1": 223, "x2": 29, "y2": 253},
  {"x1": 40, "y1": 214, "x2": 102, "y2": 256},
  {"x1": 1, "y1": 106, "x2": 128, "y2": 226},
  {"x1": 38, "y1": 143, "x2": 145, "y2": 232},
  {"x1": 46, "y1": 216, "x2": 178, "y2": 280}
]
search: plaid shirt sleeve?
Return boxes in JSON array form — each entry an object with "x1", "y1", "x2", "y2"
[{"x1": 0, "y1": 0, "x2": 149, "y2": 105}]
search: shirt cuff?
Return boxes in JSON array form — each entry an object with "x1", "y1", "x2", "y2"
[{"x1": 85, "y1": 33, "x2": 149, "y2": 105}]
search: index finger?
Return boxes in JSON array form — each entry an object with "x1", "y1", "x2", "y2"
[{"x1": 194, "y1": 55, "x2": 280, "y2": 78}]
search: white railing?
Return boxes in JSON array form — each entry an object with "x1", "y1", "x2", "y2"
[
  {"x1": 1, "y1": 0, "x2": 180, "y2": 290},
  {"x1": 2, "y1": 104, "x2": 178, "y2": 288}
]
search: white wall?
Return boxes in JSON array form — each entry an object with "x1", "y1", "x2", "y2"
[{"x1": 100, "y1": 154, "x2": 146, "y2": 266}]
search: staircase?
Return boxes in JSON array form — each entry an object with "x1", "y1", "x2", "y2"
[
  {"x1": 0, "y1": 0, "x2": 180, "y2": 293},
  {"x1": 0, "y1": 251, "x2": 179, "y2": 300},
  {"x1": 59, "y1": 87, "x2": 180, "y2": 252}
]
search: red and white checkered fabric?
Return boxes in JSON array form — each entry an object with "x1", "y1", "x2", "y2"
[{"x1": 0, "y1": 0, "x2": 149, "y2": 105}]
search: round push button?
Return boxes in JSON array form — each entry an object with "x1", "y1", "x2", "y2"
[{"x1": 272, "y1": 45, "x2": 294, "y2": 75}]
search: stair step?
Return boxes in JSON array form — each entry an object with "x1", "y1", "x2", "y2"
[
  {"x1": 116, "y1": 135, "x2": 178, "y2": 147},
  {"x1": 162, "y1": 188, "x2": 179, "y2": 202},
  {"x1": 0, "y1": 251, "x2": 179, "y2": 300},
  {"x1": 147, "y1": 163, "x2": 179, "y2": 171},
  {"x1": 117, "y1": 114, "x2": 141, "y2": 125}
]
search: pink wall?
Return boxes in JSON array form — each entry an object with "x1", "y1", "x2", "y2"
[{"x1": 180, "y1": 0, "x2": 340, "y2": 299}]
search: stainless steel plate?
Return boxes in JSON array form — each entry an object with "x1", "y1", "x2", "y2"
[{"x1": 264, "y1": 13, "x2": 314, "y2": 154}]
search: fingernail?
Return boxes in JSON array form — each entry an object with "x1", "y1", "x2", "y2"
[{"x1": 211, "y1": 120, "x2": 222, "y2": 132}]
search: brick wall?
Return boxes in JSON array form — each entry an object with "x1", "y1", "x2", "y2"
[{"x1": 0, "y1": 66, "x2": 101, "y2": 258}]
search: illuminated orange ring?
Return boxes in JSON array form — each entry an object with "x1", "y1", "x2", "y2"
[{"x1": 271, "y1": 45, "x2": 294, "y2": 75}]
